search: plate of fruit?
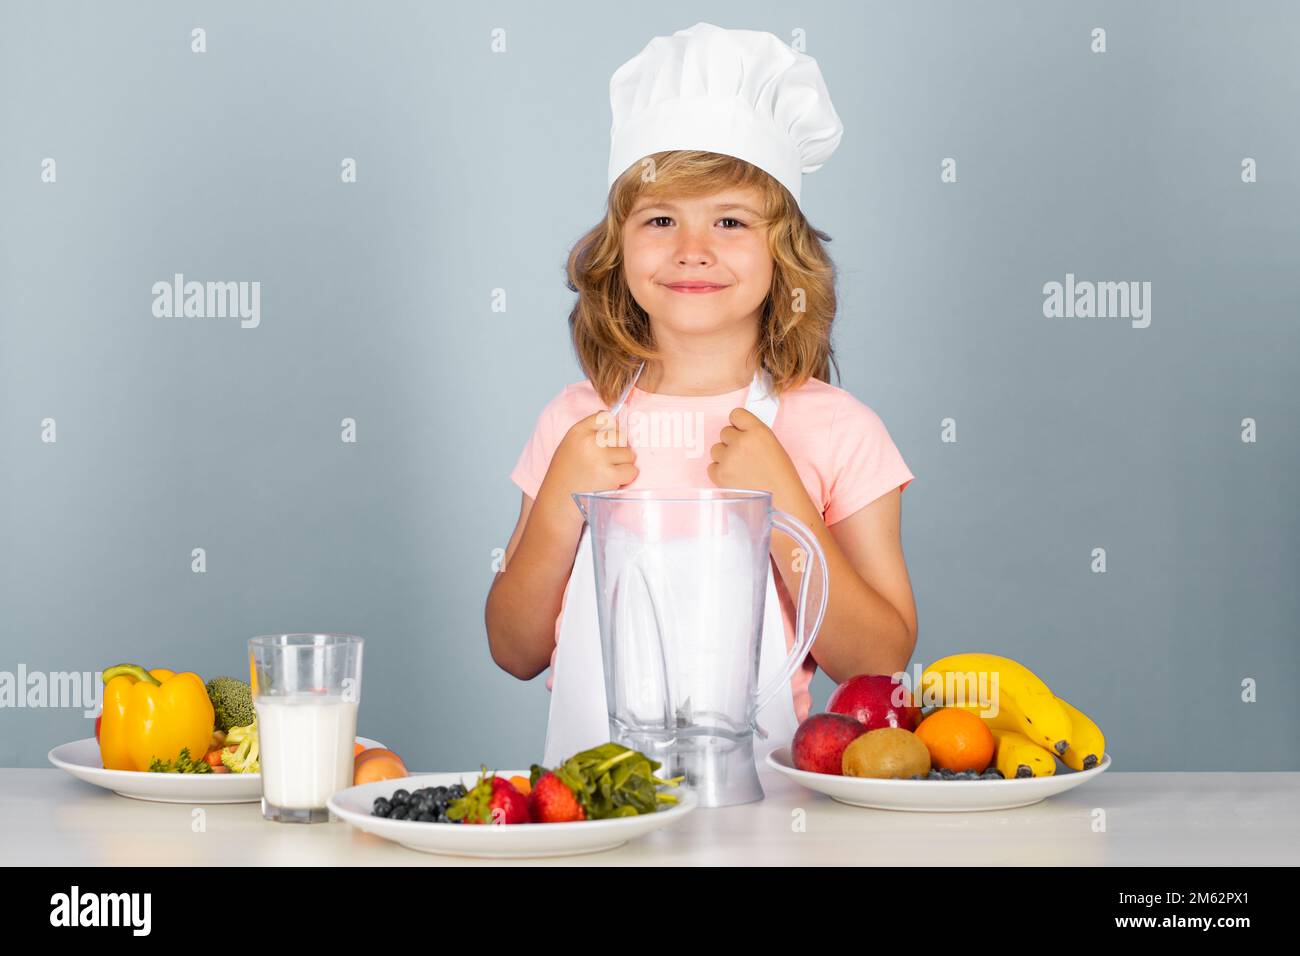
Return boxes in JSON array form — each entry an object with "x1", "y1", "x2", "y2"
[
  {"x1": 48, "y1": 662, "x2": 387, "y2": 804},
  {"x1": 328, "y1": 743, "x2": 698, "y2": 858},
  {"x1": 767, "y1": 654, "x2": 1110, "y2": 812}
]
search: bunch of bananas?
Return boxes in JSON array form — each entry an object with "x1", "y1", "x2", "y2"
[{"x1": 919, "y1": 653, "x2": 1106, "y2": 779}]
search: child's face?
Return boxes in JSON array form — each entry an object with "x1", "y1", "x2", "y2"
[{"x1": 622, "y1": 187, "x2": 773, "y2": 342}]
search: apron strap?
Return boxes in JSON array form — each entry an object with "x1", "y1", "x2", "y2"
[
  {"x1": 609, "y1": 361, "x2": 646, "y2": 415},
  {"x1": 611, "y1": 361, "x2": 779, "y2": 425}
]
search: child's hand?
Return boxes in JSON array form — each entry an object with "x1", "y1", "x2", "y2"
[
  {"x1": 708, "y1": 408, "x2": 802, "y2": 499},
  {"x1": 536, "y1": 411, "x2": 639, "y2": 522}
]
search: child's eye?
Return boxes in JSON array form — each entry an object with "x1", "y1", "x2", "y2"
[{"x1": 644, "y1": 216, "x2": 746, "y2": 229}]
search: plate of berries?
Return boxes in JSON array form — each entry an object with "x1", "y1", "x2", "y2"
[{"x1": 327, "y1": 743, "x2": 698, "y2": 858}]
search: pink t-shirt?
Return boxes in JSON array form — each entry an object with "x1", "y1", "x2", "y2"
[{"x1": 509, "y1": 374, "x2": 915, "y2": 722}]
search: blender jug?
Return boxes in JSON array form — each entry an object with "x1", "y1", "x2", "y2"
[{"x1": 573, "y1": 488, "x2": 828, "y2": 807}]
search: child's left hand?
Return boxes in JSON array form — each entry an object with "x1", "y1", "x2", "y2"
[{"x1": 707, "y1": 408, "x2": 804, "y2": 499}]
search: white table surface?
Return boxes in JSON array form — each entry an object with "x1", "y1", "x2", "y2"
[{"x1": 4, "y1": 765, "x2": 1297, "y2": 866}]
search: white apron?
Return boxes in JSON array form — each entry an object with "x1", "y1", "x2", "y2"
[{"x1": 542, "y1": 361, "x2": 802, "y2": 768}]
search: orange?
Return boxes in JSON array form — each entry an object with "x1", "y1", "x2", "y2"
[{"x1": 914, "y1": 708, "x2": 995, "y2": 772}]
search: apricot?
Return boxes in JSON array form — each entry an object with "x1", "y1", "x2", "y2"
[{"x1": 353, "y1": 747, "x2": 408, "y2": 786}]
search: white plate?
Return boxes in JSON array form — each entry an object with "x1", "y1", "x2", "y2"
[
  {"x1": 48, "y1": 736, "x2": 385, "y2": 804},
  {"x1": 328, "y1": 771, "x2": 698, "y2": 858},
  {"x1": 766, "y1": 747, "x2": 1111, "y2": 812}
]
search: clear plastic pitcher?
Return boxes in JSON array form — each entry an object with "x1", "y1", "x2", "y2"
[{"x1": 573, "y1": 488, "x2": 828, "y2": 807}]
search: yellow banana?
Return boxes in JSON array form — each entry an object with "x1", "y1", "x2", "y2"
[
  {"x1": 1056, "y1": 697, "x2": 1105, "y2": 771},
  {"x1": 947, "y1": 698, "x2": 1020, "y2": 732},
  {"x1": 991, "y1": 728, "x2": 1057, "y2": 778},
  {"x1": 921, "y1": 653, "x2": 1072, "y2": 756}
]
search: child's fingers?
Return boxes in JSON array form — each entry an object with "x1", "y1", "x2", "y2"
[
  {"x1": 582, "y1": 409, "x2": 620, "y2": 430},
  {"x1": 603, "y1": 442, "x2": 636, "y2": 464}
]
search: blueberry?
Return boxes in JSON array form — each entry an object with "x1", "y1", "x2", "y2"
[
  {"x1": 372, "y1": 797, "x2": 392, "y2": 817},
  {"x1": 416, "y1": 812, "x2": 436, "y2": 822},
  {"x1": 391, "y1": 788, "x2": 410, "y2": 806},
  {"x1": 390, "y1": 804, "x2": 410, "y2": 820}
]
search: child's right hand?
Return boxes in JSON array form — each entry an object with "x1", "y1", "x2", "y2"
[{"x1": 537, "y1": 410, "x2": 638, "y2": 520}]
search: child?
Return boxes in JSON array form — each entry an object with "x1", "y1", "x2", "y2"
[{"x1": 485, "y1": 23, "x2": 916, "y2": 766}]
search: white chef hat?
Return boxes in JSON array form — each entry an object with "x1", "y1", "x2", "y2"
[{"x1": 607, "y1": 22, "x2": 844, "y2": 206}]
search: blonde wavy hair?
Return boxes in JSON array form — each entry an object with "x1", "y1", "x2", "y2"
[{"x1": 565, "y1": 150, "x2": 842, "y2": 406}]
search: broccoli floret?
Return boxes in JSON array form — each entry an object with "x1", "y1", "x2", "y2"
[
  {"x1": 221, "y1": 724, "x2": 259, "y2": 773},
  {"x1": 148, "y1": 747, "x2": 212, "y2": 773},
  {"x1": 205, "y1": 676, "x2": 255, "y2": 732},
  {"x1": 225, "y1": 721, "x2": 254, "y2": 745}
]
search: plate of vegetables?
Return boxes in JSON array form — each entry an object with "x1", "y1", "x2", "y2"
[
  {"x1": 48, "y1": 663, "x2": 384, "y2": 804},
  {"x1": 328, "y1": 743, "x2": 697, "y2": 858}
]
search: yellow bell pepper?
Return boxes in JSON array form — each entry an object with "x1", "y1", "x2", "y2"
[{"x1": 98, "y1": 664, "x2": 215, "y2": 771}]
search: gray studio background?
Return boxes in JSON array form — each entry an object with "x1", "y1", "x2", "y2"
[{"x1": 2, "y1": 1, "x2": 1297, "y2": 771}]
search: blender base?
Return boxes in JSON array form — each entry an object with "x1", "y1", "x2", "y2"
[{"x1": 615, "y1": 727, "x2": 766, "y2": 808}]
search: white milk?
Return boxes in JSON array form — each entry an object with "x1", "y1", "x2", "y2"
[{"x1": 256, "y1": 695, "x2": 358, "y2": 809}]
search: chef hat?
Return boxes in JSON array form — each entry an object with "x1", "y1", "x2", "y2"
[{"x1": 607, "y1": 22, "x2": 844, "y2": 206}]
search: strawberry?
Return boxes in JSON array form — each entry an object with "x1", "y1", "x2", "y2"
[
  {"x1": 446, "y1": 769, "x2": 531, "y2": 825},
  {"x1": 529, "y1": 771, "x2": 586, "y2": 823}
]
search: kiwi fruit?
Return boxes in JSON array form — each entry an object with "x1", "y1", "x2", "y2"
[{"x1": 841, "y1": 728, "x2": 931, "y2": 779}]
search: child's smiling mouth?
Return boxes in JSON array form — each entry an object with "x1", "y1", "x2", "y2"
[{"x1": 662, "y1": 281, "x2": 729, "y2": 294}]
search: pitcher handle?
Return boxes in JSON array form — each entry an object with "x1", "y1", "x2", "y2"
[{"x1": 749, "y1": 510, "x2": 828, "y2": 734}]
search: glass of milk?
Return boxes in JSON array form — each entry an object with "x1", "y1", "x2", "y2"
[{"x1": 249, "y1": 633, "x2": 364, "y2": 823}]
